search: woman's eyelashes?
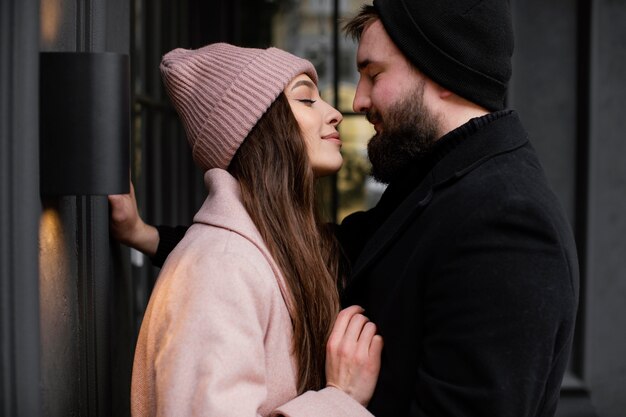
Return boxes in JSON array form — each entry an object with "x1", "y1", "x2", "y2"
[{"x1": 296, "y1": 99, "x2": 317, "y2": 105}]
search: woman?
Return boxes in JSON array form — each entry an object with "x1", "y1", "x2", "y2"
[{"x1": 130, "y1": 43, "x2": 382, "y2": 416}]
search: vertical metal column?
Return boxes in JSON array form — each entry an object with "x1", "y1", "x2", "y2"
[{"x1": 0, "y1": 0, "x2": 41, "y2": 416}]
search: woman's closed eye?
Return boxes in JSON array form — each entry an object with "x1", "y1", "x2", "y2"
[{"x1": 297, "y1": 99, "x2": 317, "y2": 105}]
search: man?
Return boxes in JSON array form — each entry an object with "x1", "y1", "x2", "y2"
[
  {"x1": 110, "y1": 1, "x2": 579, "y2": 415},
  {"x1": 333, "y1": 2, "x2": 578, "y2": 416}
]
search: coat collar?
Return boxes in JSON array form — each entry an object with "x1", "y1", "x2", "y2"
[
  {"x1": 193, "y1": 168, "x2": 260, "y2": 243},
  {"x1": 430, "y1": 110, "x2": 528, "y2": 187},
  {"x1": 346, "y1": 111, "x2": 529, "y2": 284},
  {"x1": 193, "y1": 168, "x2": 295, "y2": 313}
]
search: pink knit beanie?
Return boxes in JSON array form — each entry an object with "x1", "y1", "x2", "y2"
[{"x1": 160, "y1": 43, "x2": 318, "y2": 171}]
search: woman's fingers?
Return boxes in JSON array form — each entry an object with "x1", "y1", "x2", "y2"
[
  {"x1": 327, "y1": 305, "x2": 364, "y2": 350},
  {"x1": 325, "y1": 305, "x2": 383, "y2": 406},
  {"x1": 370, "y1": 334, "x2": 384, "y2": 357},
  {"x1": 333, "y1": 305, "x2": 364, "y2": 332},
  {"x1": 356, "y1": 321, "x2": 378, "y2": 358},
  {"x1": 344, "y1": 312, "x2": 369, "y2": 344}
]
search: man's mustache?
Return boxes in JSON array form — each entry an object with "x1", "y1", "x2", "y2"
[{"x1": 366, "y1": 110, "x2": 382, "y2": 125}]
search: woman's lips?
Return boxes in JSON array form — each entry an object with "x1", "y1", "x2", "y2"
[{"x1": 322, "y1": 133, "x2": 341, "y2": 145}]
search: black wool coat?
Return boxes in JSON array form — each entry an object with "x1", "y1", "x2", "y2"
[{"x1": 337, "y1": 111, "x2": 579, "y2": 417}]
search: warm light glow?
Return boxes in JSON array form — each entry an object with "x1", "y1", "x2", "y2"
[
  {"x1": 39, "y1": 206, "x2": 70, "y2": 287},
  {"x1": 39, "y1": 207, "x2": 64, "y2": 250},
  {"x1": 39, "y1": 205, "x2": 75, "y2": 397},
  {"x1": 40, "y1": 0, "x2": 62, "y2": 46}
]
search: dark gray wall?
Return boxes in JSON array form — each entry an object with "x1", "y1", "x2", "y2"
[
  {"x1": 510, "y1": 0, "x2": 579, "y2": 222},
  {"x1": 585, "y1": 0, "x2": 626, "y2": 415},
  {"x1": 511, "y1": 0, "x2": 626, "y2": 415},
  {"x1": 0, "y1": 0, "x2": 41, "y2": 416}
]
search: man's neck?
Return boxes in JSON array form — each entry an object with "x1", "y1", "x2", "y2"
[{"x1": 435, "y1": 97, "x2": 490, "y2": 139}]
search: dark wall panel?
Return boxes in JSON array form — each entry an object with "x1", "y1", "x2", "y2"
[
  {"x1": 0, "y1": 0, "x2": 41, "y2": 416},
  {"x1": 498, "y1": 0, "x2": 626, "y2": 415},
  {"x1": 39, "y1": 198, "x2": 80, "y2": 415},
  {"x1": 510, "y1": 0, "x2": 579, "y2": 224},
  {"x1": 585, "y1": 0, "x2": 626, "y2": 415}
]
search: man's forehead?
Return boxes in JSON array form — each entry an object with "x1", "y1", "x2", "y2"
[{"x1": 356, "y1": 21, "x2": 403, "y2": 70}]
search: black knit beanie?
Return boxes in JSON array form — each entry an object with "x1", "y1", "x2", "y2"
[{"x1": 373, "y1": 0, "x2": 514, "y2": 111}]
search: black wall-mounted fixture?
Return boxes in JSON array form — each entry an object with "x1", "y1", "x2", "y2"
[{"x1": 40, "y1": 52, "x2": 130, "y2": 196}]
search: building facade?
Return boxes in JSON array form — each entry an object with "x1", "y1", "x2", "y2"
[{"x1": 1, "y1": 0, "x2": 625, "y2": 416}]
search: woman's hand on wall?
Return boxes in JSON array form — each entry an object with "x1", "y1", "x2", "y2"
[{"x1": 108, "y1": 181, "x2": 159, "y2": 257}]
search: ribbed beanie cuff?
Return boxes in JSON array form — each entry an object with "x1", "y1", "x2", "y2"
[
  {"x1": 373, "y1": 0, "x2": 514, "y2": 111},
  {"x1": 160, "y1": 43, "x2": 318, "y2": 171}
]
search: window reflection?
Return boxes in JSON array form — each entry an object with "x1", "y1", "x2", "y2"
[
  {"x1": 338, "y1": 115, "x2": 383, "y2": 221},
  {"x1": 270, "y1": 0, "x2": 383, "y2": 222}
]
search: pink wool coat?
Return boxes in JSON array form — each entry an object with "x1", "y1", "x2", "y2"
[{"x1": 131, "y1": 169, "x2": 373, "y2": 417}]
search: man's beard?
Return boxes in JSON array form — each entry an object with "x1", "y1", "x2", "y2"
[{"x1": 366, "y1": 81, "x2": 441, "y2": 184}]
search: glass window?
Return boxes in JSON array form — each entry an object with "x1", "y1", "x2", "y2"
[{"x1": 268, "y1": 0, "x2": 383, "y2": 222}]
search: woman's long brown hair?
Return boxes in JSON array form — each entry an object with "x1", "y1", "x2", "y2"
[{"x1": 229, "y1": 93, "x2": 343, "y2": 393}]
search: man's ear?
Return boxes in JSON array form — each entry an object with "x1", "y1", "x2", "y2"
[{"x1": 438, "y1": 87, "x2": 453, "y2": 100}]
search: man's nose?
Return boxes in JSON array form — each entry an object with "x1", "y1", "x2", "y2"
[{"x1": 352, "y1": 80, "x2": 371, "y2": 113}]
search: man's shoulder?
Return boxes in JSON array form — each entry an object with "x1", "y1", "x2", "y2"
[{"x1": 439, "y1": 141, "x2": 555, "y2": 206}]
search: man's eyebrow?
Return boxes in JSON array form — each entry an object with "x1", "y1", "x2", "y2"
[
  {"x1": 290, "y1": 79, "x2": 316, "y2": 91},
  {"x1": 357, "y1": 59, "x2": 372, "y2": 71}
]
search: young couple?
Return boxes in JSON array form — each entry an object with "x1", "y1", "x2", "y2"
[{"x1": 114, "y1": 1, "x2": 579, "y2": 416}]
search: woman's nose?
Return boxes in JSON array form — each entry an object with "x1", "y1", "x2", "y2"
[{"x1": 327, "y1": 104, "x2": 343, "y2": 126}]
